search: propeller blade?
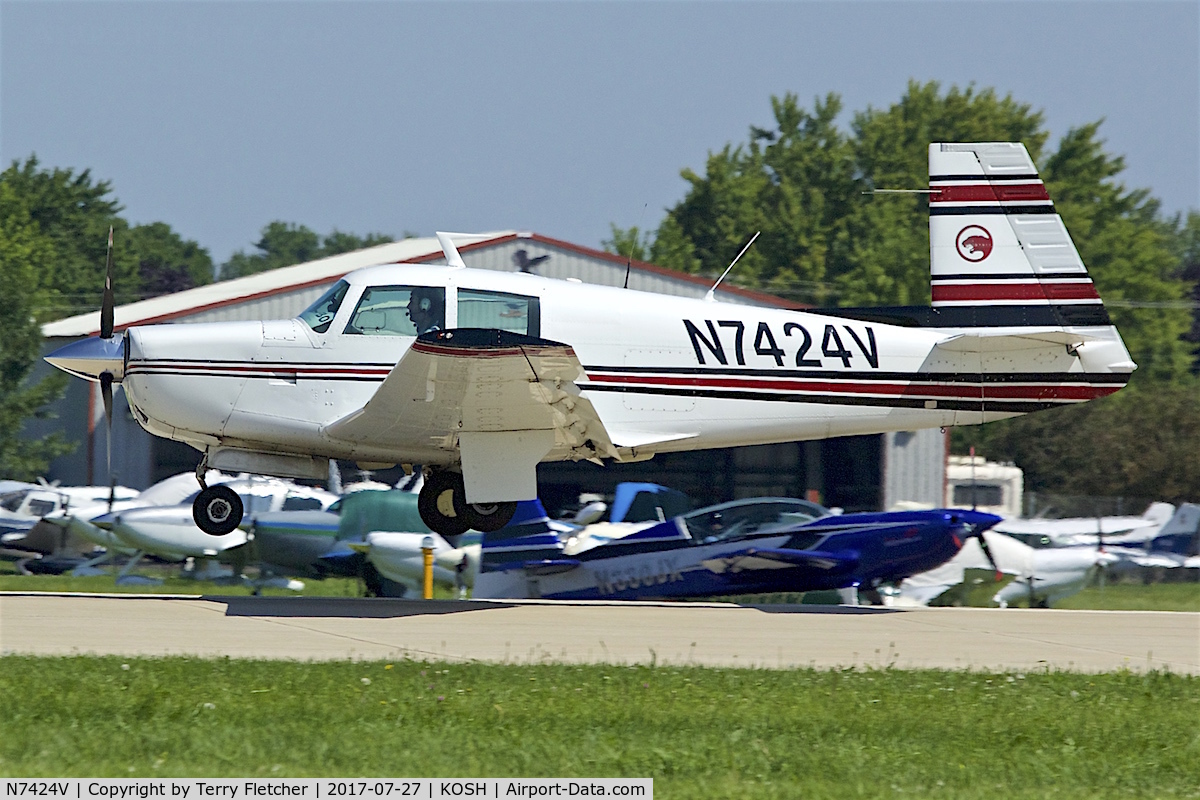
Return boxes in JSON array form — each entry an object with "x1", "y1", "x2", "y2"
[
  {"x1": 100, "y1": 372, "x2": 113, "y2": 480},
  {"x1": 976, "y1": 529, "x2": 1003, "y2": 581},
  {"x1": 100, "y1": 226, "x2": 115, "y2": 340}
]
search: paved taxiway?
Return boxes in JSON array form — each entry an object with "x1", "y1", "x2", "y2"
[{"x1": 2, "y1": 593, "x2": 1197, "y2": 673}]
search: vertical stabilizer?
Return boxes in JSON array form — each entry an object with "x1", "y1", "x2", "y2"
[{"x1": 929, "y1": 143, "x2": 1110, "y2": 329}]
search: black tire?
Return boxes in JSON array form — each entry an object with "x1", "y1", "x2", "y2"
[
  {"x1": 456, "y1": 499, "x2": 517, "y2": 533},
  {"x1": 418, "y1": 471, "x2": 470, "y2": 537},
  {"x1": 193, "y1": 485, "x2": 244, "y2": 536}
]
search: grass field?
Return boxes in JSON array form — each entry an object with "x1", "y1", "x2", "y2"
[
  {"x1": 1052, "y1": 581, "x2": 1200, "y2": 612},
  {"x1": 0, "y1": 560, "x2": 464, "y2": 599},
  {"x1": 1, "y1": 656, "x2": 1198, "y2": 798}
]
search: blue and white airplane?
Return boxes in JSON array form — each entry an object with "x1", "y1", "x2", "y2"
[
  {"x1": 45, "y1": 142, "x2": 1133, "y2": 539},
  {"x1": 468, "y1": 498, "x2": 1001, "y2": 601}
]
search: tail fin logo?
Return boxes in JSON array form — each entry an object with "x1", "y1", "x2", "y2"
[{"x1": 956, "y1": 225, "x2": 993, "y2": 262}]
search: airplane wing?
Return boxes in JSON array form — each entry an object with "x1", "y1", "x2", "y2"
[
  {"x1": 324, "y1": 329, "x2": 620, "y2": 502},
  {"x1": 701, "y1": 548, "x2": 857, "y2": 574}
]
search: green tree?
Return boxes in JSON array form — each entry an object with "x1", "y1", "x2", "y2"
[
  {"x1": 125, "y1": 221, "x2": 215, "y2": 298},
  {"x1": 601, "y1": 224, "x2": 652, "y2": 262},
  {"x1": 1042, "y1": 123, "x2": 1193, "y2": 383},
  {"x1": 0, "y1": 156, "x2": 213, "y2": 315},
  {"x1": 0, "y1": 156, "x2": 130, "y2": 318},
  {"x1": 0, "y1": 183, "x2": 74, "y2": 478},
  {"x1": 650, "y1": 93, "x2": 856, "y2": 304},
  {"x1": 221, "y1": 222, "x2": 393, "y2": 279},
  {"x1": 837, "y1": 82, "x2": 1047, "y2": 306}
]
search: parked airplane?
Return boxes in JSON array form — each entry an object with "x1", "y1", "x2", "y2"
[
  {"x1": 32, "y1": 471, "x2": 234, "y2": 564},
  {"x1": 1, "y1": 484, "x2": 146, "y2": 572},
  {"x1": 244, "y1": 480, "x2": 665, "y2": 594},
  {"x1": 992, "y1": 502, "x2": 1175, "y2": 548},
  {"x1": 1107, "y1": 503, "x2": 1200, "y2": 570},
  {"x1": 898, "y1": 530, "x2": 1117, "y2": 608},
  {"x1": 45, "y1": 142, "x2": 1134, "y2": 538},
  {"x1": 468, "y1": 498, "x2": 1001, "y2": 600},
  {"x1": 0, "y1": 482, "x2": 138, "y2": 549},
  {"x1": 93, "y1": 476, "x2": 337, "y2": 582},
  {"x1": 247, "y1": 486, "x2": 431, "y2": 589}
]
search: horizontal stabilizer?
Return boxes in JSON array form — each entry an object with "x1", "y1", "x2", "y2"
[{"x1": 935, "y1": 330, "x2": 1101, "y2": 353}]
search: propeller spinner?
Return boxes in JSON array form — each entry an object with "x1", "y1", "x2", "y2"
[{"x1": 44, "y1": 227, "x2": 126, "y2": 479}]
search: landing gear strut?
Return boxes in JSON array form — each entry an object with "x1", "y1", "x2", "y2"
[
  {"x1": 194, "y1": 485, "x2": 244, "y2": 536},
  {"x1": 417, "y1": 470, "x2": 516, "y2": 536}
]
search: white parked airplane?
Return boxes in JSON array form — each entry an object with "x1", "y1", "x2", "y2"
[
  {"x1": 46, "y1": 142, "x2": 1135, "y2": 538},
  {"x1": 992, "y1": 502, "x2": 1176, "y2": 548},
  {"x1": 105, "y1": 476, "x2": 337, "y2": 574},
  {"x1": 897, "y1": 530, "x2": 1117, "y2": 608},
  {"x1": 0, "y1": 482, "x2": 139, "y2": 552}
]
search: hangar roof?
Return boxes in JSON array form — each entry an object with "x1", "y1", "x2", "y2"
[{"x1": 43, "y1": 231, "x2": 800, "y2": 338}]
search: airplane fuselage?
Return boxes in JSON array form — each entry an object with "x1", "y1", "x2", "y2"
[{"x1": 120, "y1": 264, "x2": 1129, "y2": 472}]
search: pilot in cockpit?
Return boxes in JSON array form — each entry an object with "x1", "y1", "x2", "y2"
[{"x1": 407, "y1": 288, "x2": 444, "y2": 335}]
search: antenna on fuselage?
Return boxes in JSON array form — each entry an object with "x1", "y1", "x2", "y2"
[
  {"x1": 621, "y1": 204, "x2": 649, "y2": 290},
  {"x1": 704, "y1": 231, "x2": 760, "y2": 302}
]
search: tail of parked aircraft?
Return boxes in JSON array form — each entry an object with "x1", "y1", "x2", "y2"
[
  {"x1": 927, "y1": 142, "x2": 1125, "y2": 338},
  {"x1": 478, "y1": 499, "x2": 571, "y2": 574}
]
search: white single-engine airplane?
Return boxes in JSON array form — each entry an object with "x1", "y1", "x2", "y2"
[{"x1": 46, "y1": 142, "x2": 1135, "y2": 537}]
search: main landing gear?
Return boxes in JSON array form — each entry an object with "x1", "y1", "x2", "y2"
[{"x1": 417, "y1": 470, "x2": 516, "y2": 537}]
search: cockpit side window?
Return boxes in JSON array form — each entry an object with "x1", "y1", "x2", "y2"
[
  {"x1": 299, "y1": 280, "x2": 351, "y2": 334},
  {"x1": 457, "y1": 289, "x2": 540, "y2": 337},
  {"x1": 28, "y1": 498, "x2": 57, "y2": 517},
  {"x1": 344, "y1": 286, "x2": 445, "y2": 336},
  {"x1": 681, "y1": 499, "x2": 827, "y2": 545}
]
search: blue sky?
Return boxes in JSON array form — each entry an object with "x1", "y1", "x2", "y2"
[{"x1": 2, "y1": 1, "x2": 1197, "y2": 266}]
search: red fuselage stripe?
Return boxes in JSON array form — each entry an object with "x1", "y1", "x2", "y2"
[
  {"x1": 930, "y1": 183, "x2": 1051, "y2": 203},
  {"x1": 932, "y1": 282, "x2": 1100, "y2": 302}
]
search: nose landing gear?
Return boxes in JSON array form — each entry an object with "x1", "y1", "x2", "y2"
[{"x1": 194, "y1": 485, "x2": 244, "y2": 536}]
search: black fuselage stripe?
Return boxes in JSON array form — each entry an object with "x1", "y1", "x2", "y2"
[
  {"x1": 581, "y1": 384, "x2": 1079, "y2": 413},
  {"x1": 930, "y1": 272, "x2": 1089, "y2": 282},
  {"x1": 929, "y1": 173, "x2": 1040, "y2": 182},
  {"x1": 817, "y1": 305, "x2": 1112, "y2": 327},
  {"x1": 929, "y1": 205, "x2": 1057, "y2": 216}
]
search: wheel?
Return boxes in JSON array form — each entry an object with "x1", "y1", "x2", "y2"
[
  {"x1": 456, "y1": 499, "x2": 517, "y2": 533},
  {"x1": 418, "y1": 471, "x2": 470, "y2": 537},
  {"x1": 193, "y1": 485, "x2": 244, "y2": 536}
]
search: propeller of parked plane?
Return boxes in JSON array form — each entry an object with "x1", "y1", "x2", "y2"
[{"x1": 960, "y1": 516, "x2": 1003, "y2": 581}]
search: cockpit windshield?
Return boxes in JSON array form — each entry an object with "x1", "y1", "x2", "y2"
[
  {"x1": 299, "y1": 280, "x2": 351, "y2": 333},
  {"x1": 681, "y1": 498, "x2": 829, "y2": 546},
  {"x1": 0, "y1": 491, "x2": 27, "y2": 512}
]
